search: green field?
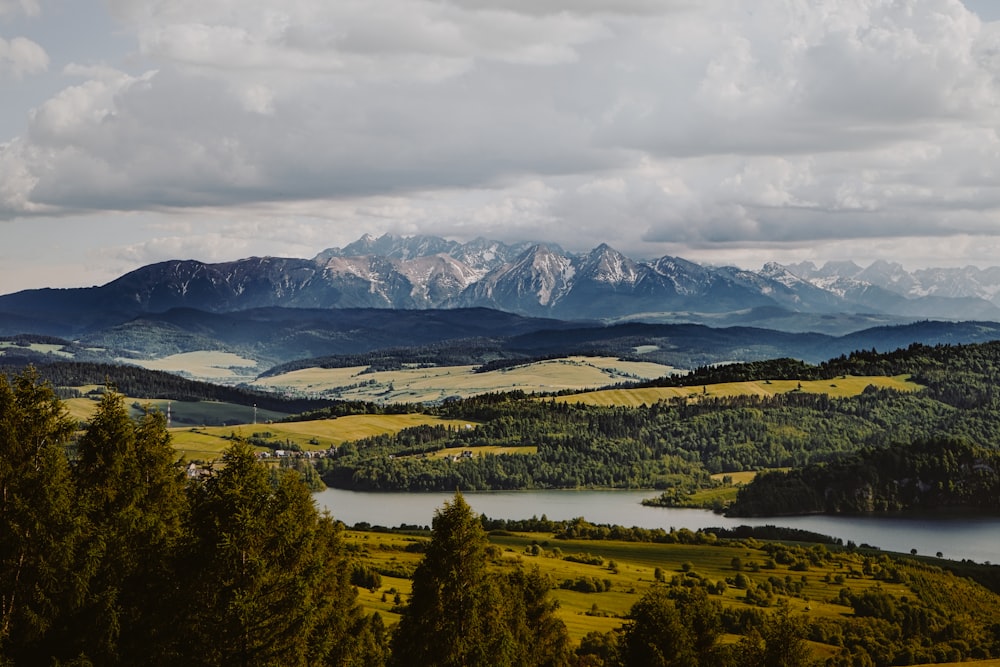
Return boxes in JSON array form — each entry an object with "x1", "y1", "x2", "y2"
[
  {"x1": 342, "y1": 526, "x2": 987, "y2": 662},
  {"x1": 253, "y1": 356, "x2": 677, "y2": 404},
  {"x1": 553, "y1": 374, "x2": 921, "y2": 407},
  {"x1": 60, "y1": 393, "x2": 480, "y2": 461},
  {"x1": 168, "y1": 414, "x2": 479, "y2": 461},
  {"x1": 423, "y1": 445, "x2": 538, "y2": 460}
]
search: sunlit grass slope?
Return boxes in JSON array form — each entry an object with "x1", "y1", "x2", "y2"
[
  {"x1": 553, "y1": 375, "x2": 921, "y2": 407},
  {"x1": 342, "y1": 527, "x2": 993, "y2": 662},
  {"x1": 168, "y1": 414, "x2": 478, "y2": 460},
  {"x1": 254, "y1": 356, "x2": 677, "y2": 404}
]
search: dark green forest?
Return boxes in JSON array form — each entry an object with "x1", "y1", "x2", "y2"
[
  {"x1": 0, "y1": 360, "x2": 334, "y2": 413},
  {"x1": 0, "y1": 371, "x2": 581, "y2": 666},
  {"x1": 729, "y1": 438, "x2": 1000, "y2": 515}
]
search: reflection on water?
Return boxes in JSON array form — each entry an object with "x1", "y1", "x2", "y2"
[{"x1": 315, "y1": 487, "x2": 1000, "y2": 564}]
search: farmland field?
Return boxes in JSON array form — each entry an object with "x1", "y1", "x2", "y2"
[
  {"x1": 423, "y1": 445, "x2": 537, "y2": 459},
  {"x1": 553, "y1": 374, "x2": 921, "y2": 407},
  {"x1": 126, "y1": 350, "x2": 260, "y2": 379},
  {"x1": 168, "y1": 413, "x2": 479, "y2": 460},
  {"x1": 60, "y1": 391, "x2": 475, "y2": 461},
  {"x1": 253, "y1": 356, "x2": 678, "y2": 404}
]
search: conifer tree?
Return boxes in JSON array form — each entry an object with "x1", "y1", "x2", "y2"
[
  {"x1": 67, "y1": 392, "x2": 186, "y2": 664},
  {"x1": 390, "y1": 492, "x2": 570, "y2": 667},
  {"x1": 0, "y1": 370, "x2": 80, "y2": 664},
  {"x1": 176, "y1": 440, "x2": 374, "y2": 667}
]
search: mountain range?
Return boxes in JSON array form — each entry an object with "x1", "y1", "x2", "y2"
[
  {"x1": 6, "y1": 233, "x2": 1000, "y2": 376},
  {"x1": 5, "y1": 233, "x2": 1000, "y2": 335}
]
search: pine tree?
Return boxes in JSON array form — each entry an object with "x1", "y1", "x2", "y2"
[
  {"x1": 390, "y1": 492, "x2": 570, "y2": 667},
  {"x1": 0, "y1": 370, "x2": 80, "y2": 664},
  {"x1": 176, "y1": 440, "x2": 375, "y2": 667},
  {"x1": 68, "y1": 392, "x2": 186, "y2": 665}
]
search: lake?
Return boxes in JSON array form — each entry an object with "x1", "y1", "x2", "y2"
[{"x1": 314, "y1": 487, "x2": 1000, "y2": 564}]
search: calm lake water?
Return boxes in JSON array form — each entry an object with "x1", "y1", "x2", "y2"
[{"x1": 314, "y1": 487, "x2": 1000, "y2": 564}]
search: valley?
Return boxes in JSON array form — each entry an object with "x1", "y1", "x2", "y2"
[{"x1": 6, "y1": 237, "x2": 1000, "y2": 665}]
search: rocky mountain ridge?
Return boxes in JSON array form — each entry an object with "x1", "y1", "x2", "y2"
[{"x1": 4, "y1": 233, "x2": 1000, "y2": 330}]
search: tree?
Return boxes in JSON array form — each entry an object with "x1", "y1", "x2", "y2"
[
  {"x1": 66, "y1": 392, "x2": 186, "y2": 665},
  {"x1": 504, "y1": 567, "x2": 573, "y2": 667},
  {"x1": 391, "y1": 492, "x2": 570, "y2": 667},
  {"x1": 734, "y1": 603, "x2": 811, "y2": 667},
  {"x1": 0, "y1": 370, "x2": 80, "y2": 665},
  {"x1": 175, "y1": 440, "x2": 376, "y2": 667},
  {"x1": 616, "y1": 586, "x2": 697, "y2": 667}
]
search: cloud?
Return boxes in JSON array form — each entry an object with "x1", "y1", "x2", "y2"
[
  {"x1": 0, "y1": 36, "x2": 48, "y2": 79},
  {"x1": 3, "y1": 0, "x2": 1000, "y2": 270},
  {"x1": 0, "y1": 0, "x2": 40, "y2": 19}
]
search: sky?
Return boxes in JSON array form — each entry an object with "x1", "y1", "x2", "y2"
[{"x1": 3, "y1": 0, "x2": 1000, "y2": 293}]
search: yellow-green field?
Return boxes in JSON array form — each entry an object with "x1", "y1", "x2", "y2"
[
  {"x1": 168, "y1": 414, "x2": 479, "y2": 460},
  {"x1": 553, "y1": 374, "x2": 921, "y2": 407},
  {"x1": 253, "y1": 356, "x2": 677, "y2": 404},
  {"x1": 342, "y1": 528, "x2": 936, "y2": 656},
  {"x1": 710, "y1": 471, "x2": 760, "y2": 485},
  {"x1": 125, "y1": 350, "x2": 260, "y2": 379},
  {"x1": 423, "y1": 445, "x2": 537, "y2": 460}
]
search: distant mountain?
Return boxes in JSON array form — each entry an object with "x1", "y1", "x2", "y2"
[
  {"x1": 784, "y1": 260, "x2": 1000, "y2": 312},
  {"x1": 4, "y1": 233, "x2": 1000, "y2": 338}
]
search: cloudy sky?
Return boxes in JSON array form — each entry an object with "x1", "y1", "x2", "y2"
[{"x1": 3, "y1": 0, "x2": 1000, "y2": 293}]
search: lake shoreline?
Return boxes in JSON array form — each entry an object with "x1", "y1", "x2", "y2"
[{"x1": 314, "y1": 487, "x2": 1000, "y2": 564}]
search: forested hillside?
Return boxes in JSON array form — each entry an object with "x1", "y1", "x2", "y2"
[
  {"x1": 729, "y1": 438, "x2": 1000, "y2": 516},
  {"x1": 318, "y1": 342, "x2": 1000, "y2": 502},
  {"x1": 0, "y1": 360, "x2": 334, "y2": 413}
]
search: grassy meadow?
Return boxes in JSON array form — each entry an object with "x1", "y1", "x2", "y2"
[
  {"x1": 125, "y1": 350, "x2": 260, "y2": 379},
  {"x1": 342, "y1": 526, "x2": 969, "y2": 662},
  {"x1": 0, "y1": 341, "x2": 75, "y2": 358},
  {"x1": 553, "y1": 374, "x2": 921, "y2": 407},
  {"x1": 59, "y1": 392, "x2": 478, "y2": 461},
  {"x1": 253, "y1": 356, "x2": 678, "y2": 404},
  {"x1": 424, "y1": 445, "x2": 538, "y2": 459},
  {"x1": 167, "y1": 414, "x2": 480, "y2": 461},
  {"x1": 58, "y1": 367, "x2": 923, "y2": 464}
]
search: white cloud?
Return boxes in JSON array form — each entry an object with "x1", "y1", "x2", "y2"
[
  {"x1": 0, "y1": 36, "x2": 48, "y2": 79},
  {"x1": 3, "y1": 0, "x2": 1000, "y2": 278},
  {"x1": 0, "y1": 0, "x2": 40, "y2": 19}
]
